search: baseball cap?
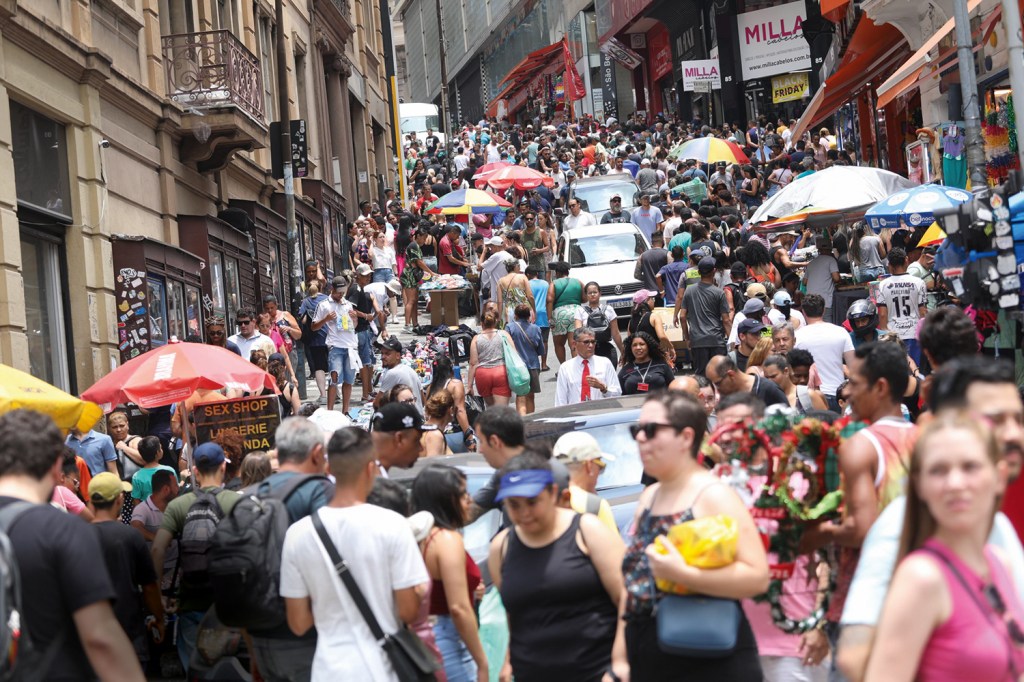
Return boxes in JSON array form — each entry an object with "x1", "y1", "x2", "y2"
[
  {"x1": 697, "y1": 256, "x2": 717, "y2": 274},
  {"x1": 494, "y1": 469, "x2": 556, "y2": 502},
  {"x1": 566, "y1": 171, "x2": 576, "y2": 177},
  {"x1": 381, "y1": 337, "x2": 403, "y2": 354},
  {"x1": 553, "y1": 432, "x2": 616, "y2": 464},
  {"x1": 738, "y1": 318, "x2": 767, "y2": 335},
  {"x1": 745, "y1": 283, "x2": 768, "y2": 300},
  {"x1": 610, "y1": 193, "x2": 622, "y2": 200},
  {"x1": 194, "y1": 441, "x2": 229, "y2": 466},
  {"x1": 486, "y1": 236, "x2": 504, "y2": 246},
  {"x1": 372, "y1": 402, "x2": 429, "y2": 432},
  {"x1": 470, "y1": 232, "x2": 484, "y2": 241},
  {"x1": 355, "y1": 263, "x2": 373, "y2": 277},
  {"x1": 742, "y1": 298, "x2": 765, "y2": 315},
  {"x1": 641, "y1": 158, "x2": 651, "y2": 166},
  {"x1": 773, "y1": 291, "x2": 793, "y2": 306},
  {"x1": 268, "y1": 352, "x2": 286, "y2": 364},
  {"x1": 632, "y1": 289, "x2": 657, "y2": 305},
  {"x1": 385, "y1": 279, "x2": 402, "y2": 296},
  {"x1": 88, "y1": 472, "x2": 131, "y2": 503},
  {"x1": 332, "y1": 275, "x2": 349, "y2": 290}
]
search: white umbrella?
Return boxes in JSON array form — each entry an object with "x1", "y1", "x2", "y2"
[{"x1": 749, "y1": 166, "x2": 917, "y2": 225}]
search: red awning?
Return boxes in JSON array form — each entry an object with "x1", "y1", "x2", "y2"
[
  {"x1": 820, "y1": 0, "x2": 851, "y2": 22},
  {"x1": 792, "y1": 17, "x2": 908, "y2": 139},
  {"x1": 487, "y1": 40, "x2": 566, "y2": 119}
]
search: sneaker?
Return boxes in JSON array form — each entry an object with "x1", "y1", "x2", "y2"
[{"x1": 404, "y1": 324, "x2": 415, "y2": 333}]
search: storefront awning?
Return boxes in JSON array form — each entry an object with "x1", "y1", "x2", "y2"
[
  {"x1": 820, "y1": 0, "x2": 851, "y2": 22},
  {"x1": 791, "y1": 17, "x2": 908, "y2": 140},
  {"x1": 876, "y1": 0, "x2": 1000, "y2": 108},
  {"x1": 487, "y1": 40, "x2": 567, "y2": 119}
]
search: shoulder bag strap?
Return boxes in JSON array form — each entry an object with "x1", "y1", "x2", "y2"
[{"x1": 311, "y1": 509, "x2": 386, "y2": 642}]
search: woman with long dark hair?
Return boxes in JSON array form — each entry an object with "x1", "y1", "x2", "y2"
[
  {"x1": 628, "y1": 290, "x2": 675, "y2": 365},
  {"x1": 850, "y1": 221, "x2": 887, "y2": 283},
  {"x1": 413, "y1": 466, "x2": 488, "y2": 682},
  {"x1": 618, "y1": 333, "x2": 675, "y2": 395},
  {"x1": 738, "y1": 165, "x2": 762, "y2": 216},
  {"x1": 426, "y1": 354, "x2": 475, "y2": 451},
  {"x1": 738, "y1": 239, "x2": 779, "y2": 289},
  {"x1": 865, "y1": 413, "x2": 1024, "y2": 681}
]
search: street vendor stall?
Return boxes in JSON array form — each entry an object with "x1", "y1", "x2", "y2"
[{"x1": 421, "y1": 274, "x2": 473, "y2": 327}]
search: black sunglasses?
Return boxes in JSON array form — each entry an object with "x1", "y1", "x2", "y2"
[
  {"x1": 984, "y1": 584, "x2": 1024, "y2": 645},
  {"x1": 629, "y1": 422, "x2": 678, "y2": 440}
]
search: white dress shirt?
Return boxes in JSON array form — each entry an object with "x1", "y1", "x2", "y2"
[{"x1": 555, "y1": 354, "x2": 622, "y2": 406}]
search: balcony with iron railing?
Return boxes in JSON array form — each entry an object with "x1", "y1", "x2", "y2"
[{"x1": 162, "y1": 29, "x2": 268, "y2": 172}]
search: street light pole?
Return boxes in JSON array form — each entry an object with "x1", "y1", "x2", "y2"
[
  {"x1": 434, "y1": 0, "x2": 453, "y2": 180},
  {"x1": 952, "y1": 0, "x2": 988, "y2": 189},
  {"x1": 276, "y1": 0, "x2": 301, "y2": 308}
]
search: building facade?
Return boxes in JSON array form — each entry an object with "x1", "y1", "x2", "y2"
[{"x1": 0, "y1": 0, "x2": 397, "y2": 394}]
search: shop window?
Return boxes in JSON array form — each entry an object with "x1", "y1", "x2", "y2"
[
  {"x1": 10, "y1": 102, "x2": 71, "y2": 222},
  {"x1": 302, "y1": 219, "x2": 314, "y2": 262},
  {"x1": 20, "y1": 229, "x2": 70, "y2": 391},
  {"x1": 269, "y1": 239, "x2": 285, "y2": 306},
  {"x1": 186, "y1": 284, "x2": 203, "y2": 337},
  {"x1": 210, "y1": 250, "x2": 227, "y2": 323},
  {"x1": 167, "y1": 279, "x2": 188, "y2": 342},
  {"x1": 224, "y1": 256, "x2": 242, "y2": 327},
  {"x1": 147, "y1": 276, "x2": 168, "y2": 347}
]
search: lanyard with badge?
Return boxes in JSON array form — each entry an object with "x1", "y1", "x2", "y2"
[{"x1": 636, "y1": 361, "x2": 653, "y2": 392}]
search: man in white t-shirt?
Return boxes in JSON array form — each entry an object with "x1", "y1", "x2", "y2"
[
  {"x1": 562, "y1": 199, "x2": 597, "y2": 231},
  {"x1": 281, "y1": 427, "x2": 429, "y2": 682},
  {"x1": 794, "y1": 293, "x2": 854, "y2": 412},
  {"x1": 875, "y1": 247, "x2": 927, "y2": 364},
  {"x1": 836, "y1": 356, "x2": 1024, "y2": 681},
  {"x1": 313, "y1": 276, "x2": 359, "y2": 414},
  {"x1": 804, "y1": 236, "x2": 841, "y2": 319}
]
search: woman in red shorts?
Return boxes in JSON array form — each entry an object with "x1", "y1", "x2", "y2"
[{"x1": 467, "y1": 311, "x2": 514, "y2": 407}]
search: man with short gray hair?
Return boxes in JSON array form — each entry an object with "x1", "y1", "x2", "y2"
[
  {"x1": 246, "y1": 417, "x2": 333, "y2": 682},
  {"x1": 555, "y1": 328, "x2": 621, "y2": 406}
]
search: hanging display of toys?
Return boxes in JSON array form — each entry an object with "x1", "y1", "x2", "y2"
[{"x1": 984, "y1": 96, "x2": 1020, "y2": 186}]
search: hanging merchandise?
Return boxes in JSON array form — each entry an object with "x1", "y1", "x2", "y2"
[
  {"x1": 983, "y1": 97, "x2": 1020, "y2": 186},
  {"x1": 942, "y1": 123, "x2": 968, "y2": 189}
]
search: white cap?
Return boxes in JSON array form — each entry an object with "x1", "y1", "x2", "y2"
[
  {"x1": 486, "y1": 236, "x2": 504, "y2": 246},
  {"x1": 553, "y1": 431, "x2": 616, "y2": 464}
]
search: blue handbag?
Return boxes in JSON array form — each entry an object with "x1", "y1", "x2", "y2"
[{"x1": 655, "y1": 594, "x2": 742, "y2": 658}]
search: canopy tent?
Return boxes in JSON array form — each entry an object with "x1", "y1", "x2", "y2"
[{"x1": 485, "y1": 40, "x2": 566, "y2": 120}]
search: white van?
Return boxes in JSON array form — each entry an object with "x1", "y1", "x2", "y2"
[{"x1": 399, "y1": 103, "x2": 446, "y2": 151}]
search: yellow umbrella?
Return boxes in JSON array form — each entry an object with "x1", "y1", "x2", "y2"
[
  {"x1": 0, "y1": 363, "x2": 102, "y2": 432},
  {"x1": 916, "y1": 223, "x2": 947, "y2": 248}
]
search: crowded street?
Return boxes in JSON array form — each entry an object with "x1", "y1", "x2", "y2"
[{"x1": 3, "y1": 0, "x2": 1024, "y2": 681}]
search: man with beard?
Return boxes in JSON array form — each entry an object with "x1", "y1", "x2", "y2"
[{"x1": 837, "y1": 356, "x2": 1024, "y2": 680}]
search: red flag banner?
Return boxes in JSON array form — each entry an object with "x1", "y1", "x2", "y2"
[{"x1": 563, "y1": 38, "x2": 586, "y2": 102}]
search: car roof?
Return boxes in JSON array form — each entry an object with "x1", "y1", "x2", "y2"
[
  {"x1": 388, "y1": 453, "x2": 492, "y2": 482},
  {"x1": 573, "y1": 175, "x2": 639, "y2": 188},
  {"x1": 562, "y1": 223, "x2": 644, "y2": 239},
  {"x1": 523, "y1": 394, "x2": 646, "y2": 441}
]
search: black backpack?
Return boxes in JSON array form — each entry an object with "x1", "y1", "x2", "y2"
[
  {"x1": 209, "y1": 475, "x2": 328, "y2": 631},
  {"x1": 585, "y1": 306, "x2": 612, "y2": 344},
  {"x1": 0, "y1": 502, "x2": 65, "y2": 682},
  {"x1": 177, "y1": 488, "x2": 225, "y2": 602}
]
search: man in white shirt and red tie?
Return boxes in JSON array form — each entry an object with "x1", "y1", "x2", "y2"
[{"x1": 555, "y1": 328, "x2": 622, "y2": 406}]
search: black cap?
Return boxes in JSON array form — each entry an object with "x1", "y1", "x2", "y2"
[
  {"x1": 332, "y1": 275, "x2": 348, "y2": 290},
  {"x1": 372, "y1": 402, "x2": 429, "y2": 432},
  {"x1": 381, "y1": 337, "x2": 403, "y2": 354}
]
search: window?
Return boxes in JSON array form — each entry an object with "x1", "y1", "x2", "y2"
[
  {"x1": 186, "y1": 284, "x2": 203, "y2": 337},
  {"x1": 224, "y1": 256, "x2": 242, "y2": 328},
  {"x1": 159, "y1": 0, "x2": 194, "y2": 35},
  {"x1": 302, "y1": 219, "x2": 314, "y2": 262},
  {"x1": 20, "y1": 230, "x2": 70, "y2": 390},
  {"x1": 167, "y1": 279, "x2": 188, "y2": 342},
  {"x1": 257, "y1": 12, "x2": 277, "y2": 121},
  {"x1": 10, "y1": 102, "x2": 71, "y2": 221},
  {"x1": 210, "y1": 250, "x2": 226, "y2": 323},
  {"x1": 295, "y1": 51, "x2": 308, "y2": 125},
  {"x1": 147, "y1": 276, "x2": 168, "y2": 346},
  {"x1": 269, "y1": 239, "x2": 285, "y2": 307}
]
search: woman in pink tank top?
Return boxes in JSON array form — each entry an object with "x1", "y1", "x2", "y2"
[{"x1": 865, "y1": 413, "x2": 1024, "y2": 681}]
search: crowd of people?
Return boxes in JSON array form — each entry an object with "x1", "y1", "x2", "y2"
[{"x1": 2, "y1": 109, "x2": 1024, "y2": 682}]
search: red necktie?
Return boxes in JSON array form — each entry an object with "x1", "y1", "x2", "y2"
[{"x1": 580, "y1": 358, "x2": 590, "y2": 402}]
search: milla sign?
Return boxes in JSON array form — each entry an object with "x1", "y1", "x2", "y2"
[
  {"x1": 736, "y1": 1, "x2": 811, "y2": 81},
  {"x1": 681, "y1": 59, "x2": 722, "y2": 91}
]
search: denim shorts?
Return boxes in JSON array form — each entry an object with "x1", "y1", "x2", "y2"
[
  {"x1": 356, "y1": 329, "x2": 376, "y2": 366},
  {"x1": 373, "y1": 268, "x2": 394, "y2": 283},
  {"x1": 328, "y1": 347, "x2": 356, "y2": 385}
]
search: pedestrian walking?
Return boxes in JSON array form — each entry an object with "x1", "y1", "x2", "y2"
[
  {"x1": 506, "y1": 303, "x2": 544, "y2": 415},
  {"x1": 467, "y1": 311, "x2": 515, "y2": 408}
]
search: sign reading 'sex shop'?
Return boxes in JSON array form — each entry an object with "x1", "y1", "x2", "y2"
[
  {"x1": 193, "y1": 395, "x2": 282, "y2": 452},
  {"x1": 736, "y1": 1, "x2": 811, "y2": 81}
]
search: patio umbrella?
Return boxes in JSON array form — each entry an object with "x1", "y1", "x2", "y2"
[
  {"x1": 471, "y1": 161, "x2": 513, "y2": 179},
  {"x1": 746, "y1": 206, "x2": 861, "y2": 234},
  {"x1": 915, "y1": 223, "x2": 947, "y2": 248},
  {"x1": 82, "y1": 341, "x2": 277, "y2": 411},
  {"x1": 864, "y1": 184, "x2": 972, "y2": 230},
  {"x1": 0, "y1": 363, "x2": 102, "y2": 432},
  {"x1": 750, "y1": 166, "x2": 916, "y2": 225},
  {"x1": 425, "y1": 188, "x2": 512, "y2": 215},
  {"x1": 474, "y1": 165, "x2": 555, "y2": 191},
  {"x1": 667, "y1": 138, "x2": 750, "y2": 164}
]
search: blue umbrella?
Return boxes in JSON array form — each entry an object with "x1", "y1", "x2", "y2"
[{"x1": 865, "y1": 184, "x2": 972, "y2": 231}]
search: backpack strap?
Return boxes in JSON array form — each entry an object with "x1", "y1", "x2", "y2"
[
  {"x1": 249, "y1": 474, "x2": 329, "y2": 505},
  {"x1": 0, "y1": 501, "x2": 37, "y2": 533}
]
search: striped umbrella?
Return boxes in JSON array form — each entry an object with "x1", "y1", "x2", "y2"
[
  {"x1": 864, "y1": 184, "x2": 972, "y2": 230},
  {"x1": 425, "y1": 188, "x2": 512, "y2": 215},
  {"x1": 474, "y1": 165, "x2": 555, "y2": 191},
  {"x1": 667, "y1": 137, "x2": 750, "y2": 164}
]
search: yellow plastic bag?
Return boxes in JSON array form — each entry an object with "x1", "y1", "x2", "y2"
[{"x1": 652, "y1": 514, "x2": 738, "y2": 594}]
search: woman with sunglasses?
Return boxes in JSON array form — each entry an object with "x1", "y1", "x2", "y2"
[
  {"x1": 413, "y1": 466, "x2": 488, "y2": 682},
  {"x1": 488, "y1": 453, "x2": 626, "y2": 682},
  {"x1": 865, "y1": 412, "x2": 1024, "y2": 681},
  {"x1": 620, "y1": 392, "x2": 769, "y2": 681},
  {"x1": 618, "y1": 333, "x2": 675, "y2": 396}
]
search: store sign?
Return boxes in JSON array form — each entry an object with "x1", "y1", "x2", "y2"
[
  {"x1": 599, "y1": 50, "x2": 619, "y2": 121},
  {"x1": 193, "y1": 395, "x2": 281, "y2": 452},
  {"x1": 648, "y1": 26, "x2": 673, "y2": 81},
  {"x1": 681, "y1": 59, "x2": 722, "y2": 91},
  {"x1": 736, "y1": 1, "x2": 811, "y2": 81},
  {"x1": 600, "y1": 37, "x2": 643, "y2": 70},
  {"x1": 771, "y1": 72, "x2": 809, "y2": 103}
]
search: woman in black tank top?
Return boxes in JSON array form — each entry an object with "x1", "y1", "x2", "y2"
[{"x1": 488, "y1": 454, "x2": 626, "y2": 682}]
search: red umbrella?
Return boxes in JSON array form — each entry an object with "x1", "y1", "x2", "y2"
[
  {"x1": 471, "y1": 161, "x2": 513, "y2": 179},
  {"x1": 474, "y1": 165, "x2": 555, "y2": 191},
  {"x1": 82, "y1": 341, "x2": 278, "y2": 411}
]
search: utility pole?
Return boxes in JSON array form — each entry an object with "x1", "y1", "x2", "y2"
[
  {"x1": 999, "y1": 0, "x2": 1024, "y2": 173},
  {"x1": 276, "y1": 0, "x2": 301, "y2": 310},
  {"x1": 952, "y1": 0, "x2": 987, "y2": 189},
  {"x1": 434, "y1": 0, "x2": 453, "y2": 181}
]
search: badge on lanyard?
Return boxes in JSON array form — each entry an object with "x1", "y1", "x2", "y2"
[{"x1": 637, "y1": 382, "x2": 650, "y2": 392}]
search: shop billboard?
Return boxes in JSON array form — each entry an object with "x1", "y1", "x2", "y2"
[
  {"x1": 736, "y1": 1, "x2": 811, "y2": 81},
  {"x1": 771, "y1": 72, "x2": 810, "y2": 103},
  {"x1": 681, "y1": 59, "x2": 722, "y2": 91}
]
